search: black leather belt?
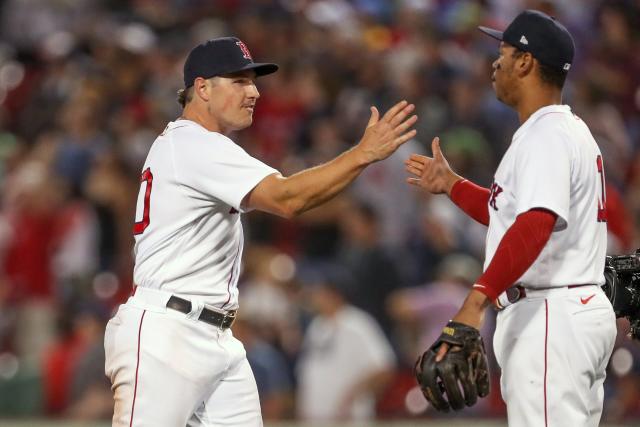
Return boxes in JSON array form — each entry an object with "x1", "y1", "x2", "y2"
[{"x1": 166, "y1": 296, "x2": 236, "y2": 329}]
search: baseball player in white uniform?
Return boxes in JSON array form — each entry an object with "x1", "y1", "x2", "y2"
[
  {"x1": 103, "y1": 37, "x2": 417, "y2": 426},
  {"x1": 407, "y1": 10, "x2": 617, "y2": 426}
]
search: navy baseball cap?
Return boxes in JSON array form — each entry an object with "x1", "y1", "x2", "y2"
[
  {"x1": 478, "y1": 10, "x2": 575, "y2": 73},
  {"x1": 183, "y1": 37, "x2": 278, "y2": 88}
]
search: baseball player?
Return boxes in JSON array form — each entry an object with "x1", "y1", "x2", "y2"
[
  {"x1": 408, "y1": 10, "x2": 617, "y2": 426},
  {"x1": 103, "y1": 37, "x2": 417, "y2": 427}
]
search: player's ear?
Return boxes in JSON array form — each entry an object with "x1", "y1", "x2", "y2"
[
  {"x1": 516, "y1": 52, "x2": 535, "y2": 78},
  {"x1": 194, "y1": 77, "x2": 210, "y2": 102}
]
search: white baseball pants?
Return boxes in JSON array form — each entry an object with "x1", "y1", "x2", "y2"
[
  {"x1": 493, "y1": 285, "x2": 616, "y2": 427},
  {"x1": 104, "y1": 287, "x2": 262, "y2": 427}
]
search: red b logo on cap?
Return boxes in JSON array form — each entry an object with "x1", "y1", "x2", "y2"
[{"x1": 236, "y1": 41, "x2": 252, "y2": 60}]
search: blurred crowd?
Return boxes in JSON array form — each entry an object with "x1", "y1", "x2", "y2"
[{"x1": 0, "y1": 0, "x2": 639, "y2": 423}]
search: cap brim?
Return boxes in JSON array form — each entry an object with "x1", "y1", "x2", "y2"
[
  {"x1": 239, "y1": 62, "x2": 279, "y2": 77},
  {"x1": 478, "y1": 26, "x2": 503, "y2": 41}
]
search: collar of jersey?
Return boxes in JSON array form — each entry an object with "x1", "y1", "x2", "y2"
[
  {"x1": 171, "y1": 119, "x2": 227, "y2": 136},
  {"x1": 172, "y1": 118, "x2": 201, "y2": 129},
  {"x1": 512, "y1": 104, "x2": 571, "y2": 142}
]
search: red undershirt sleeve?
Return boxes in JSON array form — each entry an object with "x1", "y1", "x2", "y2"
[
  {"x1": 473, "y1": 208, "x2": 558, "y2": 301},
  {"x1": 449, "y1": 179, "x2": 491, "y2": 226}
]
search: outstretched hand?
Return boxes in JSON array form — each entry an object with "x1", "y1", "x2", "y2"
[
  {"x1": 405, "y1": 137, "x2": 461, "y2": 195},
  {"x1": 355, "y1": 100, "x2": 418, "y2": 164}
]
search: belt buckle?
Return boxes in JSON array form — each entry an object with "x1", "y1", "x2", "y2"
[
  {"x1": 221, "y1": 310, "x2": 236, "y2": 329},
  {"x1": 506, "y1": 286, "x2": 523, "y2": 303}
]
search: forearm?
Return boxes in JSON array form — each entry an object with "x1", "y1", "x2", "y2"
[
  {"x1": 278, "y1": 147, "x2": 368, "y2": 215},
  {"x1": 449, "y1": 179, "x2": 491, "y2": 226},
  {"x1": 246, "y1": 147, "x2": 369, "y2": 218}
]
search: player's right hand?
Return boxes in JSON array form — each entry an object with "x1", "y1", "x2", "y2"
[
  {"x1": 355, "y1": 100, "x2": 418, "y2": 164},
  {"x1": 405, "y1": 137, "x2": 461, "y2": 195}
]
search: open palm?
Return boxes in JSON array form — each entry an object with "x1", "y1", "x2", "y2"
[{"x1": 405, "y1": 137, "x2": 461, "y2": 195}]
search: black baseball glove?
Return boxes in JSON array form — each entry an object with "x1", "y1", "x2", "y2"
[{"x1": 414, "y1": 321, "x2": 490, "y2": 412}]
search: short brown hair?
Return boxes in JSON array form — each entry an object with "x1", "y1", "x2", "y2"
[
  {"x1": 177, "y1": 87, "x2": 194, "y2": 108},
  {"x1": 177, "y1": 77, "x2": 221, "y2": 107}
]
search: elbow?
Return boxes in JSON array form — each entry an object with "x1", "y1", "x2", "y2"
[
  {"x1": 280, "y1": 200, "x2": 305, "y2": 219},
  {"x1": 265, "y1": 194, "x2": 304, "y2": 219},
  {"x1": 266, "y1": 178, "x2": 307, "y2": 218},
  {"x1": 278, "y1": 208, "x2": 297, "y2": 220}
]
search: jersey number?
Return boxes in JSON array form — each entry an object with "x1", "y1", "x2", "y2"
[
  {"x1": 133, "y1": 168, "x2": 153, "y2": 235},
  {"x1": 596, "y1": 155, "x2": 607, "y2": 223}
]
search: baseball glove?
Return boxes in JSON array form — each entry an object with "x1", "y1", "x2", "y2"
[{"x1": 414, "y1": 321, "x2": 490, "y2": 412}]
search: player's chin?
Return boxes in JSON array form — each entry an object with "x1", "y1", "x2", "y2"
[
  {"x1": 234, "y1": 115, "x2": 253, "y2": 130},
  {"x1": 493, "y1": 84, "x2": 505, "y2": 102}
]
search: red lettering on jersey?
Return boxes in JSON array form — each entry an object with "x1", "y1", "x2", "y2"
[
  {"x1": 489, "y1": 182, "x2": 503, "y2": 211},
  {"x1": 596, "y1": 155, "x2": 607, "y2": 222},
  {"x1": 236, "y1": 41, "x2": 252, "y2": 60},
  {"x1": 133, "y1": 168, "x2": 153, "y2": 235}
]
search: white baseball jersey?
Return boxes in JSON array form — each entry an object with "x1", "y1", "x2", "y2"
[
  {"x1": 485, "y1": 105, "x2": 608, "y2": 289},
  {"x1": 487, "y1": 105, "x2": 616, "y2": 427},
  {"x1": 132, "y1": 119, "x2": 278, "y2": 309}
]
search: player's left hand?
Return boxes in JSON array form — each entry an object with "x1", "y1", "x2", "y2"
[
  {"x1": 405, "y1": 136, "x2": 461, "y2": 195},
  {"x1": 414, "y1": 321, "x2": 490, "y2": 412}
]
